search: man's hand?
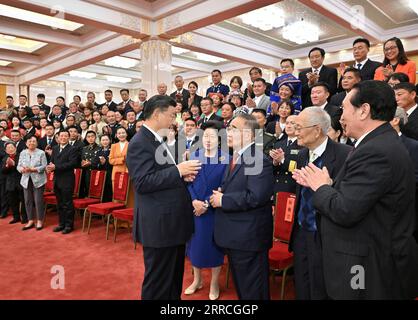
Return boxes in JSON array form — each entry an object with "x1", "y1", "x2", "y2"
[
  {"x1": 307, "y1": 72, "x2": 319, "y2": 86},
  {"x1": 177, "y1": 160, "x2": 201, "y2": 177},
  {"x1": 275, "y1": 121, "x2": 282, "y2": 137},
  {"x1": 246, "y1": 97, "x2": 256, "y2": 108},
  {"x1": 293, "y1": 163, "x2": 332, "y2": 191},
  {"x1": 46, "y1": 162, "x2": 55, "y2": 173},
  {"x1": 192, "y1": 200, "x2": 207, "y2": 216},
  {"x1": 210, "y1": 188, "x2": 223, "y2": 208},
  {"x1": 269, "y1": 148, "x2": 285, "y2": 166}
]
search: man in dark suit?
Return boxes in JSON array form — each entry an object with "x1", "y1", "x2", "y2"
[
  {"x1": 288, "y1": 107, "x2": 351, "y2": 300},
  {"x1": 127, "y1": 95, "x2": 202, "y2": 300},
  {"x1": 0, "y1": 140, "x2": 7, "y2": 219},
  {"x1": 9, "y1": 130, "x2": 26, "y2": 155},
  {"x1": 100, "y1": 89, "x2": 118, "y2": 111},
  {"x1": 125, "y1": 110, "x2": 137, "y2": 141},
  {"x1": 67, "y1": 126, "x2": 84, "y2": 166},
  {"x1": 299, "y1": 47, "x2": 338, "y2": 108},
  {"x1": 118, "y1": 89, "x2": 134, "y2": 113},
  {"x1": 22, "y1": 118, "x2": 36, "y2": 142},
  {"x1": 36, "y1": 93, "x2": 51, "y2": 116},
  {"x1": 38, "y1": 124, "x2": 57, "y2": 151},
  {"x1": 310, "y1": 82, "x2": 340, "y2": 117},
  {"x1": 350, "y1": 38, "x2": 382, "y2": 81},
  {"x1": 171, "y1": 117, "x2": 201, "y2": 163},
  {"x1": 210, "y1": 113, "x2": 274, "y2": 300},
  {"x1": 243, "y1": 67, "x2": 272, "y2": 101},
  {"x1": 331, "y1": 68, "x2": 362, "y2": 107},
  {"x1": 197, "y1": 97, "x2": 223, "y2": 127},
  {"x1": 296, "y1": 81, "x2": 418, "y2": 299},
  {"x1": 170, "y1": 75, "x2": 190, "y2": 111},
  {"x1": 394, "y1": 83, "x2": 418, "y2": 140},
  {"x1": 47, "y1": 130, "x2": 78, "y2": 234}
]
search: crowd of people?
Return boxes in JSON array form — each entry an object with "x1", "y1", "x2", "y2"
[{"x1": 1, "y1": 36, "x2": 418, "y2": 300}]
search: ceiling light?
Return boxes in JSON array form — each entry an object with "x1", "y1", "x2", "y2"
[
  {"x1": 69, "y1": 71, "x2": 97, "y2": 79},
  {"x1": 106, "y1": 76, "x2": 132, "y2": 83},
  {"x1": 104, "y1": 56, "x2": 138, "y2": 69},
  {"x1": 282, "y1": 20, "x2": 320, "y2": 45},
  {"x1": 1, "y1": 35, "x2": 16, "y2": 40},
  {"x1": 0, "y1": 4, "x2": 83, "y2": 31},
  {"x1": 172, "y1": 46, "x2": 190, "y2": 55},
  {"x1": 194, "y1": 52, "x2": 226, "y2": 63},
  {"x1": 0, "y1": 60, "x2": 12, "y2": 66},
  {"x1": 409, "y1": 0, "x2": 418, "y2": 15},
  {"x1": 0, "y1": 35, "x2": 46, "y2": 53},
  {"x1": 239, "y1": 5, "x2": 285, "y2": 31}
]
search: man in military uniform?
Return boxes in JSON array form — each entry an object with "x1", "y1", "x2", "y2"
[
  {"x1": 251, "y1": 108, "x2": 276, "y2": 156},
  {"x1": 269, "y1": 115, "x2": 302, "y2": 193},
  {"x1": 80, "y1": 131, "x2": 100, "y2": 197}
]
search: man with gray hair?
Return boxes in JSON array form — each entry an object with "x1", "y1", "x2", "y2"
[
  {"x1": 170, "y1": 75, "x2": 190, "y2": 110},
  {"x1": 157, "y1": 83, "x2": 168, "y2": 96},
  {"x1": 289, "y1": 107, "x2": 351, "y2": 299},
  {"x1": 390, "y1": 107, "x2": 418, "y2": 241}
]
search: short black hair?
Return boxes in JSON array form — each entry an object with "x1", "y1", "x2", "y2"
[
  {"x1": 353, "y1": 38, "x2": 371, "y2": 48},
  {"x1": 222, "y1": 102, "x2": 236, "y2": 111},
  {"x1": 23, "y1": 118, "x2": 32, "y2": 123},
  {"x1": 253, "y1": 78, "x2": 266, "y2": 86},
  {"x1": 389, "y1": 73, "x2": 410, "y2": 84},
  {"x1": 6, "y1": 95, "x2": 13, "y2": 100},
  {"x1": 311, "y1": 81, "x2": 330, "y2": 93},
  {"x1": 120, "y1": 89, "x2": 129, "y2": 94},
  {"x1": 56, "y1": 96, "x2": 65, "y2": 101},
  {"x1": 67, "y1": 125, "x2": 78, "y2": 131},
  {"x1": 249, "y1": 67, "x2": 262, "y2": 75},
  {"x1": 280, "y1": 58, "x2": 295, "y2": 68},
  {"x1": 211, "y1": 69, "x2": 222, "y2": 75},
  {"x1": 45, "y1": 123, "x2": 54, "y2": 129},
  {"x1": 200, "y1": 120, "x2": 222, "y2": 131},
  {"x1": 19, "y1": 95, "x2": 27, "y2": 99},
  {"x1": 343, "y1": 67, "x2": 362, "y2": 80},
  {"x1": 143, "y1": 95, "x2": 176, "y2": 120},
  {"x1": 105, "y1": 89, "x2": 113, "y2": 94},
  {"x1": 86, "y1": 130, "x2": 97, "y2": 137},
  {"x1": 393, "y1": 82, "x2": 417, "y2": 93},
  {"x1": 73, "y1": 95, "x2": 81, "y2": 100},
  {"x1": 350, "y1": 80, "x2": 397, "y2": 122},
  {"x1": 201, "y1": 97, "x2": 214, "y2": 105},
  {"x1": 184, "y1": 117, "x2": 197, "y2": 125},
  {"x1": 251, "y1": 108, "x2": 267, "y2": 118},
  {"x1": 37, "y1": 93, "x2": 45, "y2": 99},
  {"x1": 58, "y1": 130, "x2": 70, "y2": 136},
  {"x1": 308, "y1": 47, "x2": 325, "y2": 58}
]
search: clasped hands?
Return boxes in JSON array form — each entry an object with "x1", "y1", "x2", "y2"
[
  {"x1": 292, "y1": 163, "x2": 333, "y2": 191},
  {"x1": 21, "y1": 167, "x2": 38, "y2": 174},
  {"x1": 269, "y1": 148, "x2": 285, "y2": 166},
  {"x1": 46, "y1": 162, "x2": 55, "y2": 173}
]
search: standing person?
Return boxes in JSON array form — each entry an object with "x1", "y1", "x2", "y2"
[
  {"x1": 80, "y1": 131, "x2": 100, "y2": 198},
  {"x1": 210, "y1": 113, "x2": 274, "y2": 300},
  {"x1": 1, "y1": 142, "x2": 27, "y2": 224},
  {"x1": 206, "y1": 70, "x2": 230, "y2": 97},
  {"x1": 184, "y1": 121, "x2": 227, "y2": 300},
  {"x1": 187, "y1": 81, "x2": 202, "y2": 108},
  {"x1": 170, "y1": 75, "x2": 190, "y2": 110},
  {"x1": 294, "y1": 80, "x2": 418, "y2": 299},
  {"x1": 109, "y1": 127, "x2": 129, "y2": 190},
  {"x1": 17, "y1": 136, "x2": 47, "y2": 230},
  {"x1": 46, "y1": 130, "x2": 78, "y2": 234},
  {"x1": 89, "y1": 111, "x2": 108, "y2": 144},
  {"x1": 126, "y1": 95, "x2": 202, "y2": 300},
  {"x1": 91, "y1": 135, "x2": 113, "y2": 202}
]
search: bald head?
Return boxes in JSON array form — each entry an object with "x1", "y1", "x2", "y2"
[{"x1": 157, "y1": 83, "x2": 168, "y2": 95}]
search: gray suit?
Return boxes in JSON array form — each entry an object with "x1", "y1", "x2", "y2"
[
  {"x1": 17, "y1": 148, "x2": 47, "y2": 221},
  {"x1": 255, "y1": 94, "x2": 270, "y2": 112}
]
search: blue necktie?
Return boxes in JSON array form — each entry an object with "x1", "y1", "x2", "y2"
[{"x1": 186, "y1": 139, "x2": 192, "y2": 149}]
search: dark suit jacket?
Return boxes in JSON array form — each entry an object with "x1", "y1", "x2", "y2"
[
  {"x1": 170, "y1": 134, "x2": 201, "y2": 164},
  {"x1": 23, "y1": 127, "x2": 36, "y2": 142},
  {"x1": 330, "y1": 91, "x2": 346, "y2": 107},
  {"x1": 1, "y1": 154, "x2": 21, "y2": 191},
  {"x1": 400, "y1": 134, "x2": 418, "y2": 183},
  {"x1": 69, "y1": 140, "x2": 84, "y2": 167},
  {"x1": 15, "y1": 140, "x2": 26, "y2": 155},
  {"x1": 337, "y1": 59, "x2": 382, "y2": 91},
  {"x1": 313, "y1": 123, "x2": 418, "y2": 299},
  {"x1": 289, "y1": 138, "x2": 351, "y2": 251},
  {"x1": 100, "y1": 101, "x2": 118, "y2": 112},
  {"x1": 197, "y1": 113, "x2": 223, "y2": 127},
  {"x1": 402, "y1": 107, "x2": 418, "y2": 140},
  {"x1": 50, "y1": 144, "x2": 78, "y2": 190},
  {"x1": 324, "y1": 103, "x2": 341, "y2": 118},
  {"x1": 299, "y1": 65, "x2": 338, "y2": 108},
  {"x1": 38, "y1": 136, "x2": 57, "y2": 151},
  {"x1": 170, "y1": 89, "x2": 190, "y2": 110},
  {"x1": 214, "y1": 144, "x2": 274, "y2": 252},
  {"x1": 188, "y1": 95, "x2": 202, "y2": 108},
  {"x1": 126, "y1": 122, "x2": 137, "y2": 141},
  {"x1": 126, "y1": 125, "x2": 194, "y2": 247}
]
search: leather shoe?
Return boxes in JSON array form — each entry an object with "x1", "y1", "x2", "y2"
[
  {"x1": 53, "y1": 226, "x2": 65, "y2": 232},
  {"x1": 9, "y1": 219, "x2": 21, "y2": 224},
  {"x1": 62, "y1": 228, "x2": 73, "y2": 234},
  {"x1": 36, "y1": 226, "x2": 43, "y2": 231},
  {"x1": 22, "y1": 224, "x2": 35, "y2": 231},
  {"x1": 184, "y1": 282, "x2": 203, "y2": 295}
]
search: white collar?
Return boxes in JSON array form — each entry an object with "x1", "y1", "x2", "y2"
[
  {"x1": 312, "y1": 65, "x2": 323, "y2": 73},
  {"x1": 143, "y1": 123, "x2": 164, "y2": 143},
  {"x1": 237, "y1": 142, "x2": 255, "y2": 157},
  {"x1": 204, "y1": 112, "x2": 214, "y2": 120},
  {"x1": 354, "y1": 58, "x2": 369, "y2": 69},
  {"x1": 406, "y1": 104, "x2": 418, "y2": 117},
  {"x1": 177, "y1": 88, "x2": 183, "y2": 94},
  {"x1": 317, "y1": 102, "x2": 328, "y2": 110},
  {"x1": 186, "y1": 134, "x2": 196, "y2": 141},
  {"x1": 310, "y1": 137, "x2": 328, "y2": 158},
  {"x1": 60, "y1": 143, "x2": 68, "y2": 149},
  {"x1": 288, "y1": 136, "x2": 297, "y2": 143},
  {"x1": 354, "y1": 129, "x2": 374, "y2": 148}
]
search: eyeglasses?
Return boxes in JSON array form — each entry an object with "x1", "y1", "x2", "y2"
[
  {"x1": 294, "y1": 124, "x2": 319, "y2": 132},
  {"x1": 384, "y1": 46, "x2": 398, "y2": 53}
]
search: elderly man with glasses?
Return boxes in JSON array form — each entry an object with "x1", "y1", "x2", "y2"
[{"x1": 288, "y1": 107, "x2": 351, "y2": 300}]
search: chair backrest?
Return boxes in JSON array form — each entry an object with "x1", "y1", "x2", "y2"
[
  {"x1": 113, "y1": 172, "x2": 130, "y2": 204},
  {"x1": 273, "y1": 192, "x2": 296, "y2": 242},
  {"x1": 73, "y1": 168, "x2": 82, "y2": 197},
  {"x1": 88, "y1": 170, "x2": 106, "y2": 200},
  {"x1": 45, "y1": 172, "x2": 54, "y2": 192}
]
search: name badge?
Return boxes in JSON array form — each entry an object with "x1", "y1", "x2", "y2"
[
  {"x1": 290, "y1": 149, "x2": 299, "y2": 155},
  {"x1": 288, "y1": 160, "x2": 297, "y2": 172}
]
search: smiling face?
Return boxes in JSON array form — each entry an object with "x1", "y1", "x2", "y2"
[
  {"x1": 384, "y1": 40, "x2": 399, "y2": 62},
  {"x1": 309, "y1": 50, "x2": 324, "y2": 69}
]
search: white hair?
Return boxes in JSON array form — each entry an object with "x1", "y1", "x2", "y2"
[
  {"x1": 394, "y1": 107, "x2": 408, "y2": 126},
  {"x1": 301, "y1": 107, "x2": 331, "y2": 135}
]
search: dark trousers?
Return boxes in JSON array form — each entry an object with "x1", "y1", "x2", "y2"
[
  {"x1": 293, "y1": 225, "x2": 328, "y2": 300},
  {"x1": 8, "y1": 188, "x2": 27, "y2": 222},
  {"x1": 0, "y1": 179, "x2": 8, "y2": 217},
  {"x1": 226, "y1": 248, "x2": 270, "y2": 300},
  {"x1": 55, "y1": 184, "x2": 75, "y2": 229},
  {"x1": 141, "y1": 245, "x2": 185, "y2": 300}
]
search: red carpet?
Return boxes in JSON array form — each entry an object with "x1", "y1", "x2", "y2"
[{"x1": 0, "y1": 211, "x2": 295, "y2": 300}]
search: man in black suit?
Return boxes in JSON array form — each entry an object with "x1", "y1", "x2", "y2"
[
  {"x1": 118, "y1": 89, "x2": 134, "y2": 113},
  {"x1": 100, "y1": 89, "x2": 118, "y2": 111},
  {"x1": 22, "y1": 118, "x2": 36, "y2": 142},
  {"x1": 310, "y1": 82, "x2": 340, "y2": 117},
  {"x1": 36, "y1": 93, "x2": 50, "y2": 116},
  {"x1": 197, "y1": 97, "x2": 222, "y2": 127},
  {"x1": 38, "y1": 124, "x2": 57, "y2": 151},
  {"x1": 67, "y1": 126, "x2": 84, "y2": 166},
  {"x1": 127, "y1": 95, "x2": 202, "y2": 300},
  {"x1": 170, "y1": 75, "x2": 190, "y2": 111},
  {"x1": 47, "y1": 130, "x2": 78, "y2": 234},
  {"x1": 0, "y1": 140, "x2": 7, "y2": 219},
  {"x1": 289, "y1": 107, "x2": 351, "y2": 300},
  {"x1": 296, "y1": 81, "x2": 418, "y2": 299},
  {"x1": 210, "y1": 113, "x2": 274, "y2": 300},
  {"x1": 125, "y1": 110, "x2": 137, "y2": 141},
  {"x1": 103, "y1": 111, "x2": 121, "y2": 143},
  {"x1": 351, "y1": 38, "x2": 382, "y2": 81},
  {"x1": 9, "y1": 130, "x2": 26, "y2": 155},
  {"x1": 171, "y1": 117, "x2": 201, "y2": 163},
  {"x1": 299, "y1": 47, "x2": 338, "y2": 108},
  {"x1": 331, "y1": 68, "x2": 362, "y2": 107},
  {"x1": 394, "y1": 83, "x2": 418, "y2": 140}
]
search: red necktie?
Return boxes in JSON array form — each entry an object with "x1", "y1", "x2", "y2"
[{"x1": 229, "y1": 152, "x2": 240, "y2": 173}]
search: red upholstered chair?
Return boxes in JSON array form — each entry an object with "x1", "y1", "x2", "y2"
[
  {"x1": 85, "y1": 172, "x2": 130, "y2": 239},
  {"x1": 43, "y1": 172, "x2": 55, "y2": 197},
  {"x1": 110, "y1": 208, "x2": 136, "y2": 248},
  {"x1": 269, "y1": 192, "x2": 296, "y2": 300},
  {"x1": 74, "y1": 170, "x2": 107, "y2": 232}
]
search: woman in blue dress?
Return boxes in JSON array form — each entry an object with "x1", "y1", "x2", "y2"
[{"x1": 185, "y1": 121, "x2": 228, "y2": 300}]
